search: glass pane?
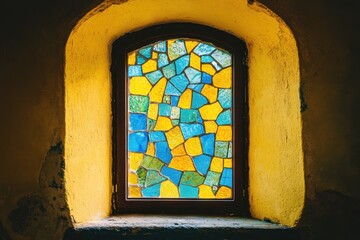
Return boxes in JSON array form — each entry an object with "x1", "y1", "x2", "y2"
[{"x1": 127, "y1": 39, "x2": 233, "y2": 199}]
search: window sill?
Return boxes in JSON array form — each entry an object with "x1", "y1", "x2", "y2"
[{"x1": 64, "y1": 214, "x2": 299, "y2": 240}]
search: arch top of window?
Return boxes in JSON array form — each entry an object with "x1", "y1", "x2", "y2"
[{"x1": 112, "y1": 23, "x2": 248, "y2": 215}]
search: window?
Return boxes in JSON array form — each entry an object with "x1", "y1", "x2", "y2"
[{"x1": 112, "y1": 23, "x2": 248, "y2": 214}]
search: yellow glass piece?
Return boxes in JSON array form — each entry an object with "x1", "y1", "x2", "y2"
[
  {"x1": 210, "y1": 157, "x2": 224, "y2": 173},
  {"x1": 146, "y1": 142, "x2": 155, "y2": 156},
  {"x1": 216, "y1": 126, "x2": 232, "y2": 141},
  {"x1": 224, "y1": 158, "x2": 232, "y2": 168},
  {"x1": 201, "y1": 84, "x2": 218, "y2": 103},
  {"x1": 204, "y1": 121, "x2": 218, "y2": 133},
  {"x1": 171, "y1": 144, "x2": 186, "y2": 156},
  {"x1": 160, "y1": 180, "x2": 179, "y2": 198},
  {"x1": 152, "y1": 51, "x2": 158, "y2": 59},
  {"x1": 128, "y1": 185, "x2": 142, "y2": 198},
  {"x1": 184, "y1": 137, "x2": 202, "y2": 156},
  {"x1": 202, "y1": 63, "x2": 216, "y2": 75},
  {"x1": 128, "y1": 172, "x2": 138, "y2": 184},
  {"x1": 178, "y1": 89, "x2": 192, "y2": 109},
  {"x1": 199, "y1": 101, "x2": 223, "y2": 120},
  {"x1": 128, "y1": 52, "x2": 136, "y2": 65},
  {"x1": 142, "y1": 59, "x2": 157, "y2": 73},
  {"x1": 129, "y1": 152, "x2": 144, "y2": 171},
  {"x1": 199, "y1": 184, "x2": 216, "y2": 198},
  {"x1": 148, "y1": 103, "x2": 158, "y2": 120},
  {"x1": 216, "y1": 186, "x2": 232, "y2": 199},
  {"x1": 154, "y1": 116, "x2": 173, "y2": 131},
  {"x1": 149, "y1": 77, "x2": 167, "y2": 102},
  {"x1": 185, "y1": 40, "x2": 199, "y2": 53},
  {"x1": 129, "y1": 76, "x2": 152, "y2": 96},
  {"x1": 169, "y1": 155, "x2": 195, "y2": 171},
  {"x1": 213, "y1": 67, "x2": 232, "y2": 88},
  {"x1": 190, "y1": 52, "x2": 201, "y2": 70},
  {"x1": 165, "y1": 126, "x2": 184, "y2": 149}
]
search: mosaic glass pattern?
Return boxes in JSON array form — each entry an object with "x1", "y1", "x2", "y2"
[{"x1": 127, "y1": 39, "x2": 233, "y2": 199}]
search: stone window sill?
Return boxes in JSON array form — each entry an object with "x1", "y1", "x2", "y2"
[{"x1": 64, "y1": 214, "x2": 299, "y2": 240}]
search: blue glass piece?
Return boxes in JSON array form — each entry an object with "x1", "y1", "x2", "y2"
[
  {"x1": 193, "y1": 155, "x2": 212, "y2": 175},
  {"x1": 155, "y1": 141, "x2": 172, "y2": 164},
  {"x1": 228, "y1": 142, "x2": 232, "y2": 158},
  {"x1": 220, "y1": 168, "x2": 232, "y2": 188},
  {"x1": 136, "y1": 55, "x2": 146, "y2": 64},
  {"x1": 168, "y1": 40, "x2": 187, "y2": 60},
  {"x1": 196, "y1": 111, "x2": 203, "y2": 124},
  {"x1": 161, "y1": 166, "x2": 182, "y2": 185},
  {"x1": 179, "y1": 184, "x2": 199, "y2": 198},
  {"x1": 175, "y1": 55, "x2": 190, "y2": 74},
  {"x1": 188, "y1": 84, "x2": 204, "y2": 93},
  {"x1": 200, "y1": 134, "x2": 215, "y2": 156},
  {"x1": 128, "y1": 65, "x2": 142, "y2": 77},
  {"x1": 142, "y1": 183, "x2": 161, "y2": 197},
  {"x1": 201, "y1": 73, "x2": 212, "y2": 84},
  {"x1": 159, "y1": 103, "x2": 171, "y2": 116},
  {"x1": 149, "y1": 131, "x2": 166, "y2": 142},
  {"x1": 193, "y1": 43, "x2": 216, "y2": 56},
  {"x1": 218, "y1": 89, "x2": 232, "y2": 108},
  {"x1": 165, "y1": 82, "x2": 181, "y2": 96},
  {"x1": 145, "y1": 70, "x2": 163, "y2": 85},
  {"x1": 211, "y1": 49, "x2": 232, "y2": 68},
  {"x1": 170, "y1": 74, "x2": 189, "y2": 92},
  {"x1": 128, "y1": 132, "x2": 148, "y2": 153},
  {"x1": 139, "y1": 46, "x2": 152, "y2": 59},
  {"x1": 145, "y1": 170, "x2": 166, "y2": 187},
  {"x1": 191, "y1": 92, "x2": 208, "y2": 109},
  {"x1": 216, "y1": 109, "x2": 232, "y2": 125},
  {"x1": 162, "y1": 63, "x2": 176, "y2": 79},
  {"x1": 180, "y1": 109, "x2": 198, "y2": 123},
  {"x1": 129, "y1": 113, "x2": 147, "y2": 131},
  {"x1": 214, "y1": 141, "x2": 229, "y2": 158},
  {"x1": 153, "y1": 41, "x2": 166, "y2": 52},
  {"x1": 185, "y1": 67, "x2": 201, "y2": 83},
  {"x1": 171, "y1": 96, "x2": 180, "y2": 106},
  {"x1": 201, "y1": 55, "x2": 214, "y2": 63},
  {"x1": 211, "y1": 61, "x2": 222, "y2": 71},
  {"x1": 179, "y1": 123, "x2": 205, "y2": 140},
  {"x1": 158, "y1": 53, "x2": 169, "y2": 68},
  {"x1": 204, "y1": 171, "x2": 221, "y2": 187}
]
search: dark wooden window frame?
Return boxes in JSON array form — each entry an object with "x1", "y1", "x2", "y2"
[{"x1": 111, "y1": 23, "x2": 248, "y2": 215}]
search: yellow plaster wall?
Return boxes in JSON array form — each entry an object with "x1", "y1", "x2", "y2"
[{"x1": 65, "y1": 0, "x2": 304, "y2": 226}]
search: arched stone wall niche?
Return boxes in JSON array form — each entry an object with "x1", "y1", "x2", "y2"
[{"x1": 64, "y1": 0, "x2": 304, "y2": 226}]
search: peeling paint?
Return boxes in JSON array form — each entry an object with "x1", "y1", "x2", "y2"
[{"x1": 7, "y1": 142, "x2": 71, "y2": 240}]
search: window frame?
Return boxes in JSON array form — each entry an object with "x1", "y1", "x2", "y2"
[{"x1": 111, "y1": 23, "x2": 248, "y2": 215}]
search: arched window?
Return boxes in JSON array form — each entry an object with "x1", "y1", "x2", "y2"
[{"x1": 112, "y1": 23, "x2": 248, "y2": 214}]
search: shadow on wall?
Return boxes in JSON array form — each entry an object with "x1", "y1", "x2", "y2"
[
  {"x1": 5, "y1": 143, "x2": 71, "y2": 240},
  {"x1": 299, "y1": 190, "x2": 360, "y2": 240}
]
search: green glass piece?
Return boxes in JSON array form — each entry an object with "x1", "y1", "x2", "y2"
[
  {"x1": 228, "y1": 142, "x2": 232, "y2": 158},
  {"x1": 204, "y1": 171, "x2": 221, "y2": 187},
  {"x1": 171, "y1": 119, "x2": 179, "y2": 126},
  {"x1": 145, "y1": 170, "x2": 166, "y2": 187},
  {"x1": 136, "y1": 167, "x2": 147, "y2": 187},
  {"x1": 163, "y1": 95, "x2": 171, "y2": 104},
  {"x1": 162, "y1": 63, "x2": 176, "y2": 79},
  {"x1": 180, "y1": 171, "x2": 205, "y2": 187},
  {"x1": 147, "y1": 119, "x2": 156, "y2": 131},
  {"x1": 214, "y1": 141, "x2": 229, "y2": 158},
  {"x1": 142, "y1": 156, "x2": 164, "y2": 171},
  {"x1": 129, "y1": 95, "x2": 149, "y2": 113}
]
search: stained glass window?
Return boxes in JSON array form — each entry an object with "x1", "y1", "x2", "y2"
[
  {"x1": 112, "y1": 23, "x2": 247, "y2": 214},
  {"x1": 127, "y1": 39, "x2": 234, "y2": 199}
]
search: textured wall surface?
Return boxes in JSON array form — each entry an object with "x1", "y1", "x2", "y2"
[{"x1": 0, "y1": 0, "x2": 359, "y2": 240}]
